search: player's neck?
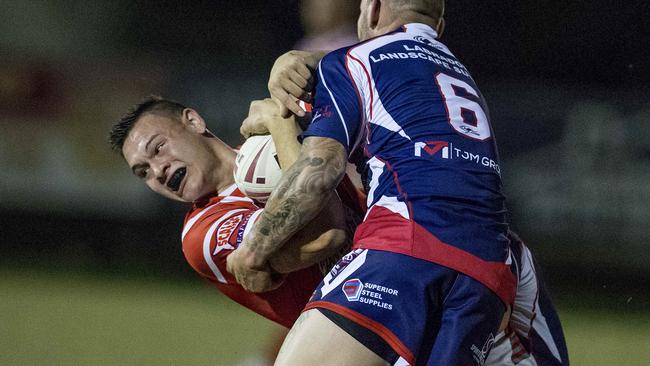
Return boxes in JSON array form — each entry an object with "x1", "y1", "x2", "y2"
[
  {"x1": 389, "y1": 13, "x2": 440, "y2": 34},
  {"x1": 209, "y1": 138, "x2": 237, "y2": 194}
]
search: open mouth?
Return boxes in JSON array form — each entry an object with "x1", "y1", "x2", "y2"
[{"x1": 167, "y1": 167, "x2": 186, "y2": 192}]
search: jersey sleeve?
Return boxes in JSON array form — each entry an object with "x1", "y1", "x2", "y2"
[
  {"x1": 302, "y1": 50, "x2": 364, "y2": 155},
  {"x1": 182, "y1": 204, "x2": 263, "y2": 284},
  {"x1": 181, "y1": 199, "x2": 325, "y2": 329}
]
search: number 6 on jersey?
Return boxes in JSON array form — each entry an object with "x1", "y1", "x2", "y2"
[{"x1": 435, "y1": 73, "x2": 492, "y2": 141}]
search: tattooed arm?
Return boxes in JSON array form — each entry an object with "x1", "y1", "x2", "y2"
[
  {"x1": 226, "y1": 136, "x2": 347, "y2": 292},
  {"x1": 240, "y1": 99, "x2": 349, "y2": 274}
]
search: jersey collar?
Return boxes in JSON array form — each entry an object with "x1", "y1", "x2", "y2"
[{"x1": 402, "y1": 22, "x2": 439, "y2": 39}]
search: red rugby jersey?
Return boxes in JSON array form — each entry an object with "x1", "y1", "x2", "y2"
[
  {"x1": 182, "y1": 184, "x2": 323, "y2": 328},
  {"x1": 182, "y1": 174, "x2": 365, "y2": 328}
]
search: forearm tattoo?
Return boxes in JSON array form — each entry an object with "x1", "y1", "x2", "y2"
[{"x1": 248, "y1": 137, "x2": 347, "y2": 261}]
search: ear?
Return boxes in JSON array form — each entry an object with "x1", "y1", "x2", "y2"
[
  {"x1": 436, "y1": 17, "x2": 445, "y2": 38},
  {"x1": 369, "y1": 0, "x2": 381, "y2": 29},
  {"x1": 182, "y1": 108, "x2": 207, "y2": 134}
]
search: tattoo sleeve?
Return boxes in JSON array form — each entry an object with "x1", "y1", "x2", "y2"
[{"x1": 245, "y1": 136, "x2": 347, "y2": 266}]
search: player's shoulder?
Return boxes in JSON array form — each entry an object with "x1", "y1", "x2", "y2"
[
  {"x1": 181, "y1": 184, "x2": 262, "y2": 282},
  {"x1": 320, "y1": 25, "x2": 414, "y2": 69},
  {"x1": 182, "y1": 184, "x2": 260, "y2": 241},
  {"x1": 319, "y1": 46, "x2": 351, "y2": 68},
  {"x1": 317, "y1": 39, "x2": 380, "y2": 76}
]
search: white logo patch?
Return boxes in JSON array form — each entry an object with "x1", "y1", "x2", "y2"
[{"x1": 471, "y1": 333, "x2": 495, "y2": 366}]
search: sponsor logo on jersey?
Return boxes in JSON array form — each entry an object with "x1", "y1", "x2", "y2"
[
  {"x1": 471, "y1": 333, "x2": 495, "y2": 366},
  {"x1": 370, "y1": 44, "x2": 470, "y2": 77},
  {"x1": 414, "y1": 141, "x2": 500, "y2": 174},
  {"x1": 341, "y1": 279, "x2": 398, "y2": 310},
  {"x1": 413, "y1": 35, "x2": 436, "y2": 47},
  {"x1": 235, "y1": 212, "x2": 254, "y2": 245},
  {"x1": 414, "y1": 141, "x2": 449, "y2": 158},
  {"x1": 342, "y1": 279, "x2": 363, "y2": 301},
  {"x1": 312, "y1": 105, "x2": 333, "y2": 123},
  {"x1": 412, "y1": 35, "x2": 447, "y2": 52},
  {"x1": 459, "y1": 125, "x2": 480, "y2": 137},
  {"x1": 214, "y1": 214, "x2": 243, "y2": 254}
]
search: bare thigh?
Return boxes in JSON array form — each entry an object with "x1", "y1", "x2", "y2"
[{"x1": 275, "y1": 309, "x2": 390, "y2": 366}]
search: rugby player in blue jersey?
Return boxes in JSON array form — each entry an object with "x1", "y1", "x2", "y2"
[{"x1": 228, "y1": 1, "x2": 569, "y2": 365}]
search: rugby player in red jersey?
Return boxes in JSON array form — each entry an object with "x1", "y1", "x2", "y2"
[{"x1": 110, "y1": 96, "x2": 362, "y2": 328}]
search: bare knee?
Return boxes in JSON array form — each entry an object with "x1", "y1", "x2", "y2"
[{"x1": 275, "y1": 309, "x2": 389, "y2": 366}]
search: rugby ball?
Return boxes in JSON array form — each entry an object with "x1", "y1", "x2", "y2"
[{"x1": 234, "y1": 135, "x2": 283, "y2": 203}]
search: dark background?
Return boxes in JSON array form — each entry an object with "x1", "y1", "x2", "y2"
[{"x1": 1, "y1": 0, "x2": 648, "y2": 317}]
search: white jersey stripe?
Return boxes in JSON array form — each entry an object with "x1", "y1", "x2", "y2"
[
  {"x1": 183, "y1": 185, "x2": 249, "y2": 241},
  {"x1": 202, "y1": 209, "x2": 247, "y2": 283},
  {"x1": 393, "y1": 356, "x2": 410, "y2": 366},
  {"x1": 526, "y1": 242, "x2": 562, "y2": 362},
  {"x1": 218, "y1": 183, "x2": 238, "y2": 197},
  {"x1": 347, "y1": 29, "x2": 419, "y2": 142},
  {"x1": 365, "y1": 156, "x2": 385, "y2": 212},
  {"x1": 373, "y1": 195, "x2": 410, "y2": 220},
  {"x1": 344, "y1": 55, "x2": 369, "y2": 154},
  {"x1": 182, "y1": 203, "x2": 220, "y2": 240},
  {"x1": 532, "y1": 310, "x2": 562, "y2": 363},
  {"x1": 220, "y1": 195, "x2": 254, "y2": 204},
  {"x1": 243, "y1": 209, "x2": 263, "y2": 238},
  {"x1": 318, "y1": 60, "x2": 351, "y2": 148}
]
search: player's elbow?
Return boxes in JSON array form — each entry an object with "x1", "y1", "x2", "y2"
[
  {"x1": 269, "y1": 228, "x2": 347, "y2": 274},
  {"x1": 296, "y1": 137, "x2": 347, "y2": 195},
  {"x1": 306, "y1": 228, "x2": 347, "y2": 255}
]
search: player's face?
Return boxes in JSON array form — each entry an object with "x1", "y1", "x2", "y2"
[{"x1": 122, "y1": 111, "x2": 220, "y2": 203}]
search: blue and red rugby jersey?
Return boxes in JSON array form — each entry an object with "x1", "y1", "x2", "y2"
[{"x1": 302, "y1": 23, "x2": 516, "y2": 305}]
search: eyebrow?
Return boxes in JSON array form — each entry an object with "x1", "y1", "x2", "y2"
[
  {"x1": 145, "y1": 133, "x2": 159, "y2": 154},
  {"x1": 129, "y1": 134, "x2": 159, "y2": 176}
]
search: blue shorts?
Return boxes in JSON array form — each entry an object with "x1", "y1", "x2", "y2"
[{"x1": 305, "y1": 249, "x2": 506, "y2": 366}]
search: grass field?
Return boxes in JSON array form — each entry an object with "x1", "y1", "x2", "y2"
[{"x1": 1, "y1": 269, "x2": 648, "y2": 365}]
